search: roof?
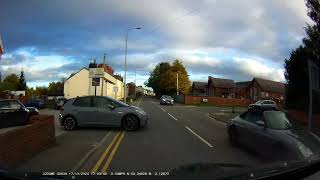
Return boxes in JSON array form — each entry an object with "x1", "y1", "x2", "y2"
[
  {"x1": 235, "y1": 81, "x2": 251, "y2": 89},
  {"x1": 254, "y1": 77, "x2": 285, "y2": 94},
  {"x1": 192, "y1": 81, "x2": 206, "y2": 90},
  {"x1": 208, "y1": 76, "x2": 234, "y2": 88},
  {"x1": 64, "y1": 67, "x2": 88, "y2": 82}
]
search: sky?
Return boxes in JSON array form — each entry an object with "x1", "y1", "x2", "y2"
[{"x1": 0, "y1": 0, "x2": 313, "y2": 88}]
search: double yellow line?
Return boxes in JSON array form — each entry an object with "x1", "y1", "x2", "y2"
[{"x1": 91, "y1": 131, "x2": 125, "y2": 173}]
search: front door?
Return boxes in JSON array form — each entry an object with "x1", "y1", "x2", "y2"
[{"x1": 92, "y1": 97, "x2": 117, "y2": 126}]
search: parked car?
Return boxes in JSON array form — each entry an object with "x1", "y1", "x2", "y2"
[
  {"x1": 0, "y1": 99, "x2": 39, "y2": 128},
  {"x1": 59, "y1": 96, "x2": 148, "y2": 131},
  {"x1": 25, "y1": 98, "x2": 45, "y2": 109},
  {"x1": 227, "y1": 107, "x2": 320, "y2": 161},
  {"x1": 54, "y1": 97, "x2": 67, "y2": 109},
  {"x1": 160, "y1": 95, "x2": 174, "y2": 105},
  {"x1": 248, "y1": 100, "x2": 277, "y2": 110}
]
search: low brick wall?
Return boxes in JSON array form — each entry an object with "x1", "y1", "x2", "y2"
[
  {"x1": 288, "y1": 109, "x2": 320, "y2": 128},
  {"x1": 185, "y1": 96, "x2": 250, "y2": 107},
  {"x1": 0, "y1": 115, "x2": 56, "y2": 169}
]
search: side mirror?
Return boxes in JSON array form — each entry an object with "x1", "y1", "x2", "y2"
[
  {"x1": 108, "y1": 103, "x2": 116, "y2": 110},
  {"x1": 256, "y1": 120, "x2": 266, "y2": 128}
]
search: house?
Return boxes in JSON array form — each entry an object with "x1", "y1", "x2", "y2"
[
  {"x1": 207, "y1": 76, "x2": 235, "y2": 98},
  {"x1": 248, "y1": 77, "x2": 285, "y2": 103},
  {"x1": 127, "y1": 82, "x2": 136, "y2": 98},
  {"x1": 235, "y1": 81, "x2": 251, "y2": 99},
  {"x1": 191, "y1": 81, "x2": 207, "y2": 96},
  {"x1": 63, "y1": 65, "x2": 125, "y2": 100}
]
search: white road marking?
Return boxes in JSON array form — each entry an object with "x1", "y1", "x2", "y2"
[
  {"x1": 206, "y1": 113, "x2": 228, "y2": 126},
  {"x1": 167, "y1": 113, "x2": 178, "y2": 121},
  {"x1": 137, "y1": 97, "x2": 143, "y2": 107},
  {"x1": 72, "y1": 132, "x2": 111, "y2": 171},
  {"x1": 185, "y1": 126, "x2": 214, "y2": 148},
  {"x1": 159, "y1": 107, "x2": 166, "y2": 112}
]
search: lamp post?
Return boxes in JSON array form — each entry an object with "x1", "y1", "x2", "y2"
[{"x1": 124, "y1": 27, "x2": 141, "y2": 103}]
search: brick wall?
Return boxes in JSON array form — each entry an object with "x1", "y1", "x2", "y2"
[
  {"x1": 0, "y1": 115, "x2": 56, "y2": 169},
  {"x1": 288, "y1": 109, "x2": 320, "y2": 128},
  {"x1": 185, "y1": 96, "x2": 250, "y2": 107}
]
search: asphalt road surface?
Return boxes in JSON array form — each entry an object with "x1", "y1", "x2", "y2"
[{"x1": 16, "y1": 96, "x2": 265, "y2": 174}]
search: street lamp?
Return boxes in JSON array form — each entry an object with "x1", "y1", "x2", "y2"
[{"x1": 124, "y1": 27, "x2": 141, "y2": 103}]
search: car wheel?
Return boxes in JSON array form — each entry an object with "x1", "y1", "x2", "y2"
[
  {"x1": 229, "y1": 127, "x2": 238, "y2": 147},
  {"x1": 63, "y1": 116, "x2": 77, "y2": 131},
  {"x1": 122, "y1": 115, "x2": 139, "y2": 131}
]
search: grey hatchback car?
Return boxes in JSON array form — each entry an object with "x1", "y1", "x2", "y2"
[{"x1": 59, "y1": 96, "x2": 148, "y2": 131}]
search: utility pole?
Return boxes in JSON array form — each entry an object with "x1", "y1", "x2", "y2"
[
  {"x1": 101, "y1": 53, "x2": 106, "y2": 96},
  {"x1": 176, "y1": 73, "x2": 179, "y2": 96}
]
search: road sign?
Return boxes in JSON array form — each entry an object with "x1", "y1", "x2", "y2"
[
  {"x1": 89, "y1": 68, "x2": 104, "y2": 78},
  {"x1": 92, "y1": 78, "x2": 100, "y2": 86},
  {"x1": 113, "y1": 86, "x2": 118, "y2": 93}
]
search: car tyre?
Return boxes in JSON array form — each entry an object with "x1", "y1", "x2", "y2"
[
  {"x1": 122, "y1": 115, "x2": 139, "y2": 131},
  {"x1": 229, "y1": 127, "x2": 238, "y2": 147},
  {"x1": 63, "y1": 116, "x2": 78, "y2": 131}
]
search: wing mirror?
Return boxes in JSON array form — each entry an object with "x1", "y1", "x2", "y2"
[
  {"x1": 256, "y1": 120, "x2": 266, "y2": 128},
  {"x1": 108, "y1": 102, "x2": 116, "y2": 110}
]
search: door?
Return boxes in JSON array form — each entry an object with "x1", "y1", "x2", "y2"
[
  {"x1": 237, "y1": 110, "x2": 264, "y2": 150},
  {"x1": 0, "y1": 101, "x2": 11, "y2": 128},
  {"x1": 8, "y1": 101, "x2": 28, "y2": 126},
  {"x1": 72, "y1": 96, "x2": 96, "y2": 125},
  {"x1": 92, "y1": 97, "x2": 117, "y2": 126}
]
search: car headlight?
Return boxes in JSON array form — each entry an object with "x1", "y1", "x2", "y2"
[
  {"x1": 297, "y1": 141, "x2": 313, "y2": 158},
  {"x1": 136, "y1": 109, "x2": 146, "y2": 115}
]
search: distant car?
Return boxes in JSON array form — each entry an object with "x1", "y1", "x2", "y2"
[
  {"x1": 160, "y1": 95, "x2": 174, "y2": 105},
  {"x1": 59, "y1": 96, "x2": 148, "y2": 131},
  {"x1": 0, "y1": 99, "x2": 39, "y2": 128},
  {"x1": 227, "y1": 108, "x2": 320, "y2": 161},
  {"x1": 248, "y1": 100, "x2": 277, "y2": 110},
  {"x1": 25, "y1": 99, "x2": 45, "y2": 109},
  {"x1": 54, "y1": 97, "x2": 67, "y2": 109}
]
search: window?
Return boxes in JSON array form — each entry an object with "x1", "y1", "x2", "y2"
[
  {"x1": 243, "y1": 110, "x2": 263, "y2": 124},
  {"x1": 264, "y1": 111, "x2": 292, "y2": 130},
  {"x1": 10, "y1": 101, "x2": 22, "y2": 109},
  {"x1": 73, "y1": 97, "x2": 92, "y2": 107},
  {"x1": 93, "y1": 97, "x2": 111, "y2": 108},
  {"x1": 0, "y1": 101, "x2": 10, "y2": 108}
]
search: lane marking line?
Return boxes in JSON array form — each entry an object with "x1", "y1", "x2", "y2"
[
  {"x1": 91, "y1": 132, "x2": 121, "y2": 172},
  {"x1": 72, "y1": 132, "x2": 111, "y2": 171},
  {"x1": 137, "y1": 96, "x2": 143, "y2": 107},
  {"x1": 185, "y1": 126, "x2": 214, "y2": 148},
  {"x1": 101, "y1": 131, "x2": 126, "y2": 172},
  {"x1": 206, "y1": 113, "x2": 228, "y2": 126},
  {"x1": 159, "y1": 107, "x2": 166, "y2": 112},
  {"x1": 168, "y1": 113, "x2": 178, "y2": 121}
]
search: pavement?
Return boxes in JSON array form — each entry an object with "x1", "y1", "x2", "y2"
[
  {"x1": 15, "y1": 96, "x2": 265, "y2": 174},
  {"x1": 39, "y1": 108, "x2": 65, "y2": 137}
]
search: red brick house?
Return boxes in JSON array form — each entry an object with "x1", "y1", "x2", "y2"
[
  {"x1": 207, "y1": 76, "x2": 235, "y2": 98},
  {"x1": 191, "y1": 81, "x2": 207, "y2": 96},
  {"x1": 235, "y1": 81, "x2": 251, "y2": 99},
  {"x1": 248, "y1": 77, "x2": 285, "y2": 103}
]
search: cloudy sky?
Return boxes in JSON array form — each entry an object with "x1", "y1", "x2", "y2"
[{"x1": 0, "y1": 0, "x2": 312, "y2": 88}]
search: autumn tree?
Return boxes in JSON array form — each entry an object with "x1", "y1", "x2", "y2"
[
  {"x1": 146, "y1": 60, "x2": 190, "y2": 96},
  {"x1": 0, "y1": 74, "x2": 20, "y2": 91}
]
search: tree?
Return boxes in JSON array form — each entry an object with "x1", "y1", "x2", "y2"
[
  {"x1": 17, "y1": 70, "x2": 27, "y2": 90},
  {"x1": 48, "y1": 81, "x2": 64, "y2": 95},
  {"x1": 284, "y1": 0, "x2": 320, "y2": 110},
  {"x1": 146, "y1": 60, "x2": 190, "y2": 96},
  {"x1": 0, "y1": 74, "x2": 20, "y2": 91}
]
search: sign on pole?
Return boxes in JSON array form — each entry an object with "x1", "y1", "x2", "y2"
[
  {"x1": 89, "y1": 68, "x2": 104, "y2": 78},
  {"x1": 113, "y1": 86, "x2": 118, "y2": 93},
  {"x1": 92, "y1": 78, "x2": 100, "y2": 86}
]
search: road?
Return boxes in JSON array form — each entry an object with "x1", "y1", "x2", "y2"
[{"x1": 16, "y1": 96, "x2": 264, "y2": 174}]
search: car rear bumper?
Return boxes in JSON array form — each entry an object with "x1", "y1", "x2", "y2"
[{"x1": 161, "y1": 101, "x2": 174, "y2": 105}]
